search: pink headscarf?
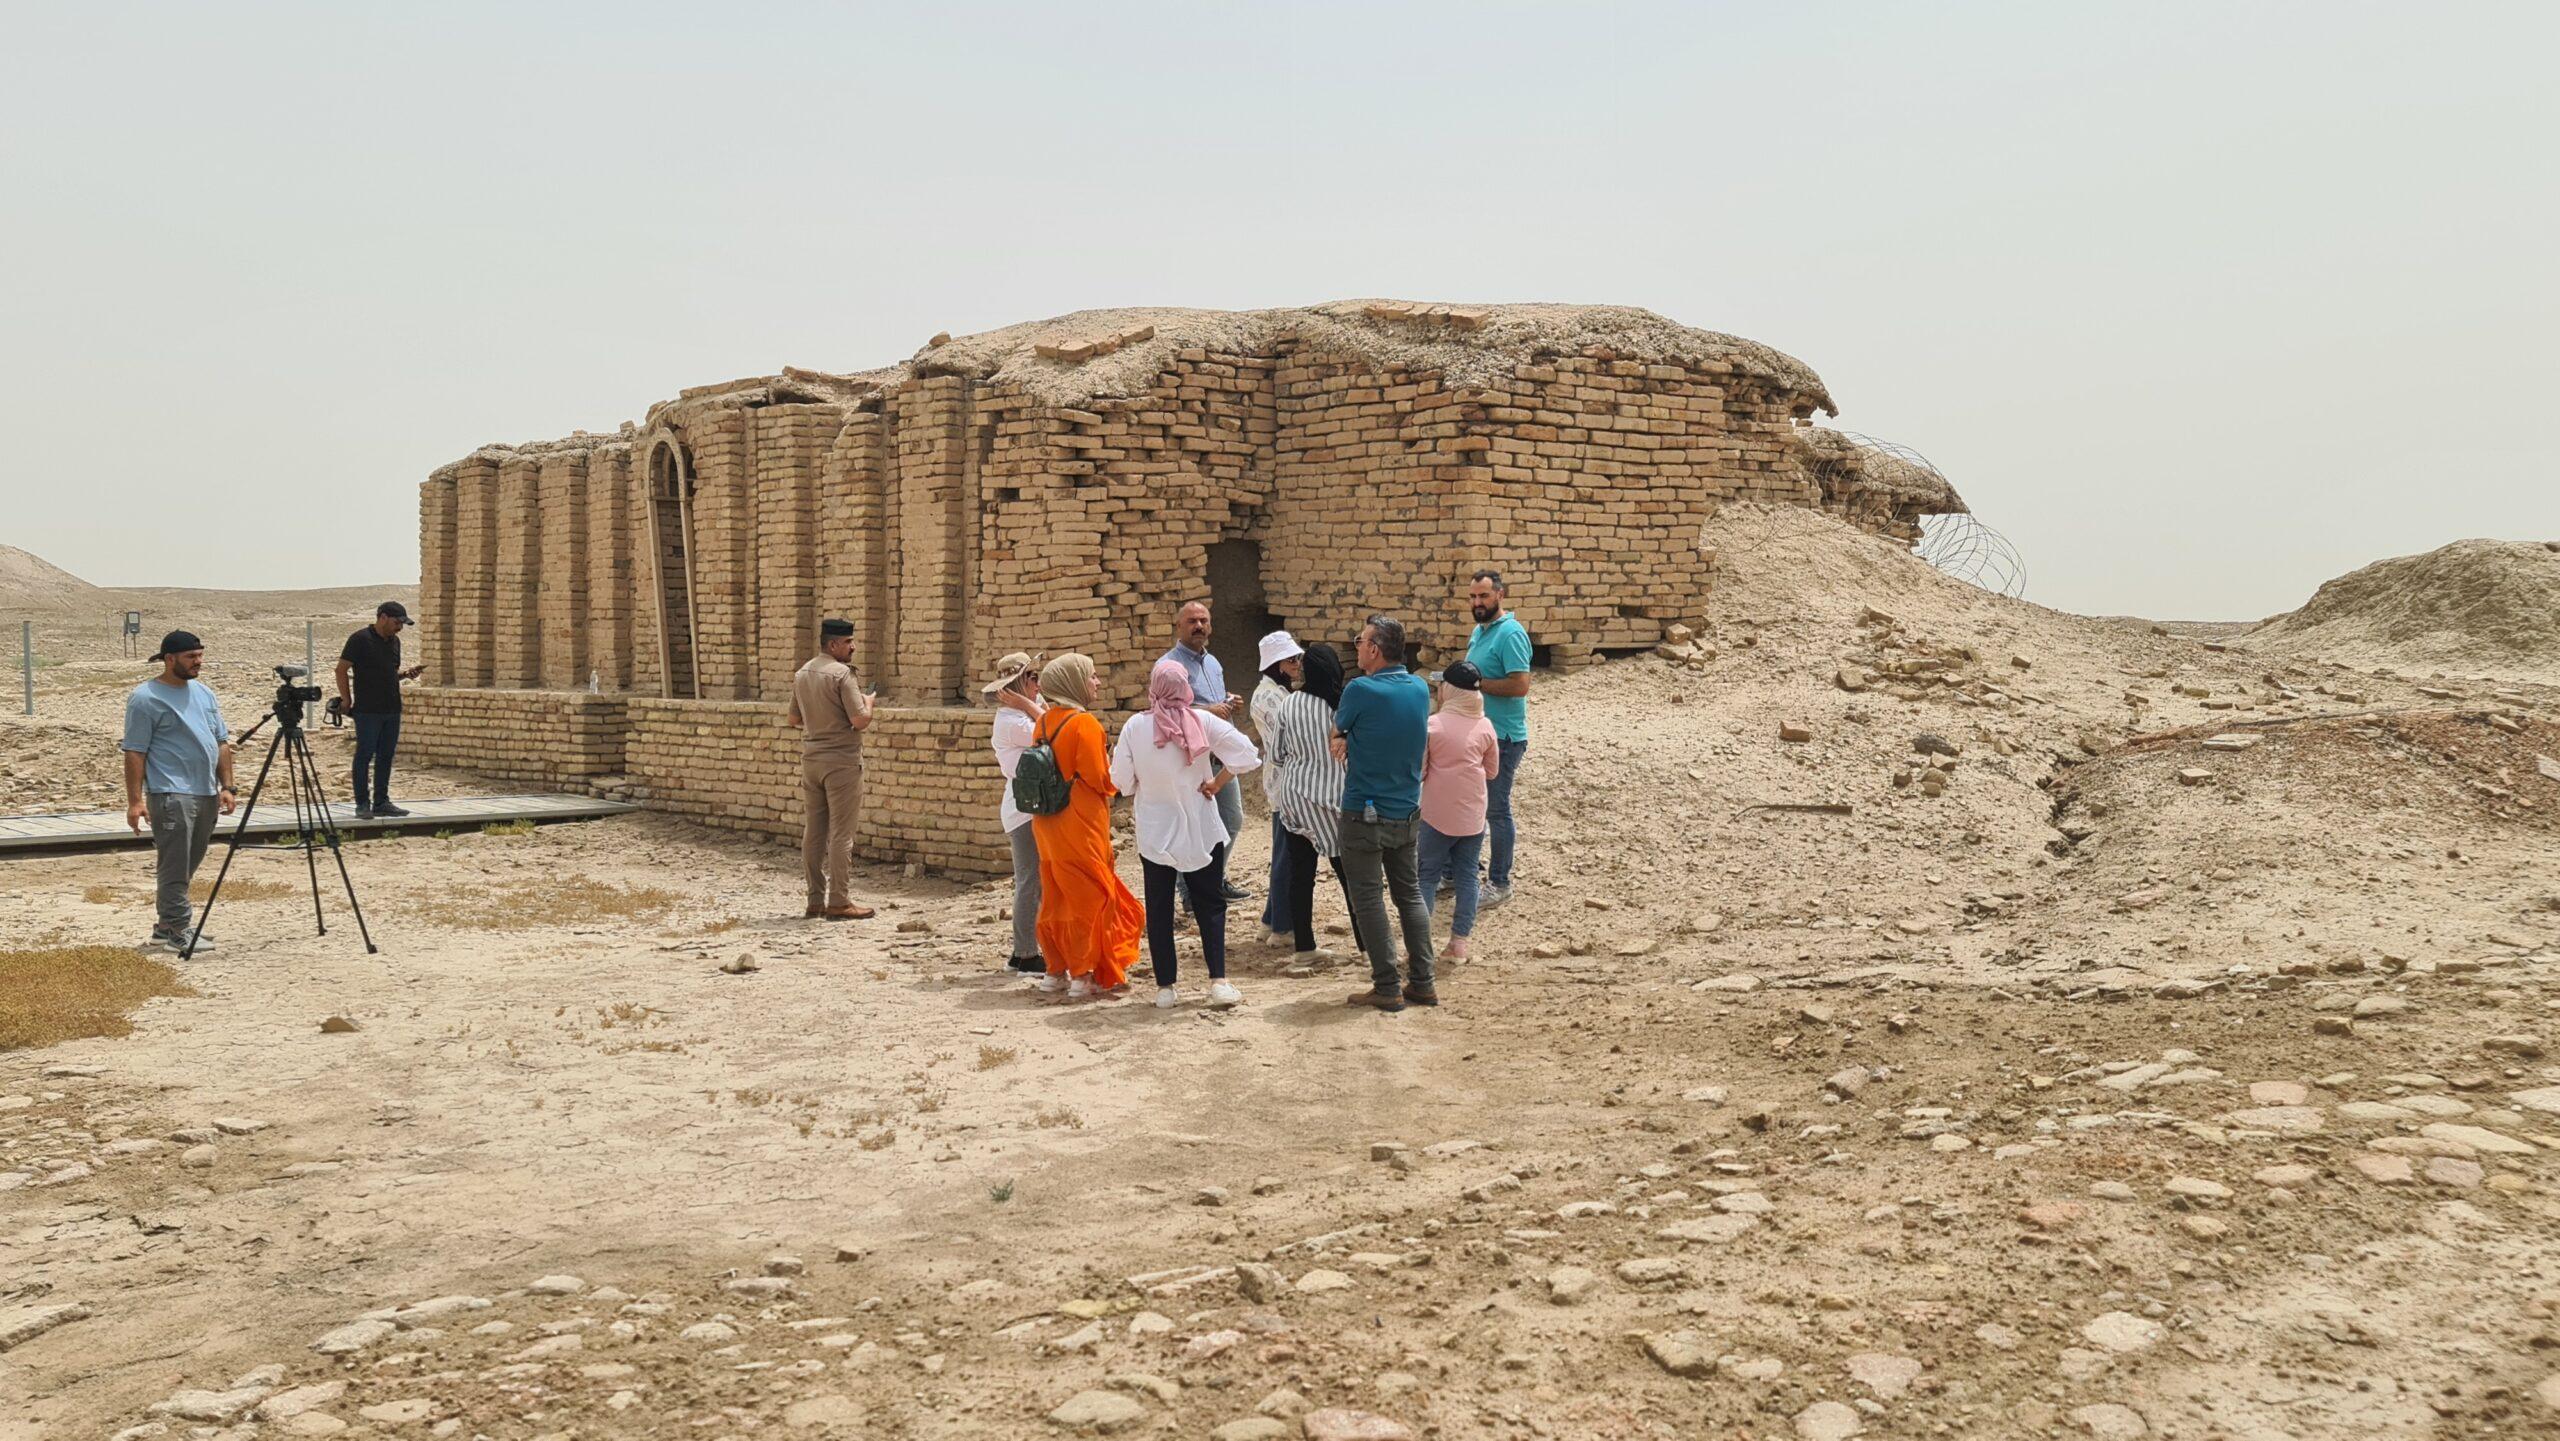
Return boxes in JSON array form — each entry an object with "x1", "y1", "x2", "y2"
[{"x1": 1146, "y1": 659, "x2": 1211, "y2": 764}]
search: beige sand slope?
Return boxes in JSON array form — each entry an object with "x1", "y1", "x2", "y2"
[{"x1": 2249, "y1": 537, "x2": 2560, "y2": 685}]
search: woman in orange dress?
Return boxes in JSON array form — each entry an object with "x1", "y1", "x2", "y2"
[{"x1": 1030, "y1": 654, "x2": 1143, "y2": 1000}]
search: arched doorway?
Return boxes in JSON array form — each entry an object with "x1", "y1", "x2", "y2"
[{"x1": 644, "y1": 436, "x2": 701, "y2": 700}]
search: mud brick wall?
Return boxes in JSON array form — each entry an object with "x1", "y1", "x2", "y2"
[
  {"x1": 584, "y1": 444, "x2": 635, "y2": 690},
  {"x1": 418, "y1": 476, "x2": 457, "y2": 685},
  {"x1": 490, "y1": 455, "x2": 542, "y2": 687},
  {"x1": 535, "y1": 452, "x2": 589, "y2": 689},
  {"x1": 621, "y1": 700, "x2": 1007, "y2": 877},
  {"x1": 411, "y1": 315, "x2": 1950, "y2": 873},
  {"x1": 884, "y1": 377, "x2": 972, "y2": 702},
  {"x1": 1266, "y1": 351, "x2": 1468, "y2": 667},
  {"x1": 683, "y1": 410, "x2": 752, "y2": 701},
  {"x1": 1440, "y1": 355, "x2": 1815, "y2": 663},
  {"x1": 401, "y1": 688, "x2": 627, "y2": 786},
  {"x1": 446, "y1": 457, "x2": 498, "y2": 688},
  {"x1": 750, "y1": 404, "x2": 836, "y2": 700}
]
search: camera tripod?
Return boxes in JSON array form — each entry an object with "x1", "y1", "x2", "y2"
[{"x1": 188, "y1": 691, "x2": 377, "y2": 960}]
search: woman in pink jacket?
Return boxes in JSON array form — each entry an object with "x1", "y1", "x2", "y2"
[{"x1": 1415, "y1": 661, "x2": 1502, "y2": 960}]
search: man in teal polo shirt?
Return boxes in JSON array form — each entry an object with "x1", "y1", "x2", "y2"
[
  {"x1": 1464, "y1": 570, "x2": 1533, "y2": 906},
  {"x1": 1330, "y1": 614, "x2": 1437, "y2": 1011}
]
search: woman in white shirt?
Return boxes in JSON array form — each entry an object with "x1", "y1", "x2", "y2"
[
  {"x1": 984, "y1": 652, "x2": 1045, "y2": 975},
  {"x1": 1111, "y1": 659, "x2": 1262, "y2": 1009}
]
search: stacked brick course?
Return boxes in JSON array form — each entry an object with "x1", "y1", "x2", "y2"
[{"x1": 409, "y1": 302, "x2": 1962, "y2": 875}]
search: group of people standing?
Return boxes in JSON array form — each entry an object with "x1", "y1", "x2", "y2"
[
  {"x1": 943, "y1": 573, "x2": 1534, "y2": 1015},
  {"x1": 789, "y1": 573, "x2": 1534, "y2": 1013}
]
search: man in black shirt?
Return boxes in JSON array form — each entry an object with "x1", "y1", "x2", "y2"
[{"x1": 336, "y1": 601, "x2": 424, "y2": 818}]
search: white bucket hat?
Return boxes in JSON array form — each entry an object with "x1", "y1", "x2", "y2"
[{"x1": 1256, "y1": 630, "x2": 1304, "y2": 672}]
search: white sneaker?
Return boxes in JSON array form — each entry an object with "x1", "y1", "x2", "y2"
[
  {"x1": 1154, "y1": 986, "x2": 1181, "y2": 1009},
  {"x1": 1067, "y1": 976, "x2": 1095, "y2": 1000},
  {"x1": 1207, "y1": 981, "x2": 1243, "y2": 1009},
  {"x1": 1034, "y1": 973, "x2": 1065, "y2": 993},
  {"x1": 1480, "y1": 884, "x2": 1512, "y2": 910}
]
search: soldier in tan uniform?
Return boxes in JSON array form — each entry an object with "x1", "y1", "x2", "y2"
[{"x1": 788, "y1": 618, "x2": 875, "y2": 919}]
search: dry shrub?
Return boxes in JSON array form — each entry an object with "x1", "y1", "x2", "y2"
[
  {"x1": 0, "y1": 946, "x2": 198, "y2": 1050},
  {"x1": 482, "y1": 819, "x2": 537, "y2": 837},
  {"x1": 80, "y1": 877, "x2": 294, "y2": 905},
  {"x1": 439, "y1": 877, "x2": 683, "y2": 931},
  {"x1": 977, "y1": 1044, "x2": 1017, "y2": 1070},
  {"x1": 1034, "y1": 1104, "x2": 1083, "y2": 1130}
]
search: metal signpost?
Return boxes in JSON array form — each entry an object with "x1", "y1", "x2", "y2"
[
  {"x1": 19, "y1": 621, "x2": 30, "y2": 716},
  {"x1": 124, "y1": 610, "x2": 142, "y2": 660}
]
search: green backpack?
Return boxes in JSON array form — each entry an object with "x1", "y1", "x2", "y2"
[{"x1": 1012, "y1": 712, "x2": 1076, "y2": 817}]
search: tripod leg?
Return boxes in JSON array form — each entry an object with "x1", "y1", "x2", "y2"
[
  {"x1": 292, "y1": 729, "x2": 378, "y2": 955},
  {"x1": 187, "y1": 728, "x2": 285, "y2": 961}
]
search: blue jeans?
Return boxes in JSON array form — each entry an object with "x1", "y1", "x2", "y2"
[
  {"x1": 352, "y1": 711, "x2": 402, "y2": 810},
  {"x1": 1259, "y1": 812, "x2": 1295, "y2": 933},
  {"x1": 1415, "y1": 823, "x2": 1484, "y2": 938},
  {"x1": 1486, "y1": 738, "x2": 1527, "y2": 888}
]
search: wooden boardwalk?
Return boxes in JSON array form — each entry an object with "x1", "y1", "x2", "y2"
[{"x1": 0, "y1": 793, "x2": 639, "y2": 855}]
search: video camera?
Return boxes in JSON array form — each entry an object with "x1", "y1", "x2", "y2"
[{"x1": 271, "y1": 664, "x2": 325, "y2": 731}]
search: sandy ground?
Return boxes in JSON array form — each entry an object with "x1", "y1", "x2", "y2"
[{"x1": 5, "y1": 514, "x2": 2560, "y2": 1441}]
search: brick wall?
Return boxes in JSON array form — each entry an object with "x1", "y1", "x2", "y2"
[
  {"x1": 621, "y1": 699, "x2": 1006, "y2": 877},
  {"x1": 400, "y1": 689, "x2": 627, "y2": 786},
  {"x1": 411, "y1": 312, "x2": 1946, "y2": 874}
]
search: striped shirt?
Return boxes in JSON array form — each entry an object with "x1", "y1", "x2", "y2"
[
  {"x1": 1268, "y1": 691, "x2": 1348, "y2": 856},
  {"x1": 1250, "y1": 677, "x2": 1292, "y2": 803}
]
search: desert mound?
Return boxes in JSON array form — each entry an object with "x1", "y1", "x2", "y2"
[
  {"x1": 2249, "y1": 537, "x2": 2560, "y2": 685},
  {"x1": 0, "y1": 544, "x2": 101, "y2": 610}
]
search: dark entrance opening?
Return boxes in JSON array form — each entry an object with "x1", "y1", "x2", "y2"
[{"x1": 1204, "y1": 539, "x2": 1279, "y2": 702}]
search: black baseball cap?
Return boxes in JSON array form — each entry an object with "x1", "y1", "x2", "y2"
[
  {"x1": 377, "y1": 601, "x2": 412, "y2": 625},
  {"x1": 150, "y1": 629, "x2": 204, "y2": 662},
  {"x1": 820, "y1": 618, "x2": 854, "y2": 639},
  {"x1": 1440, "y1": 660, "x2": 1483, "y2": 690}
]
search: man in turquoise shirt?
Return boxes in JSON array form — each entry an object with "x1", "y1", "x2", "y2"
[
  {"x1": 121, "y1": 630, "x2": 236, "y2": 952},
  {"x1": 1331, "y1": 614, "x2": 1437, "y2": 1010},
  {"x1": 1464, "y1": 570, "x2": 1533, "y2": 905}
]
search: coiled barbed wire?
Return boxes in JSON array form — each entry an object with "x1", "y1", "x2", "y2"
[{"x1": 1915, "y1": 512, "x2": 2027, "y2": 598}]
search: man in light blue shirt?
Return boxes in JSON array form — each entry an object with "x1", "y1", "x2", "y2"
[
  {"x1": 1162, "y1": 601, "x2": 1251, "y2": 902},
  {"x1": 1464, "y1": 570, "x2": 1534, "y2": 905},
  {"x1": 121, "y1": 630, "x2": 235, "y2": 952}
]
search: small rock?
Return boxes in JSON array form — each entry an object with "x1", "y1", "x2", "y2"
[
  {"x1": 318, "y1": 1015, "x2": 361, "y2": 1033},
  {"x1": 1546, "y1": 1266, "x2": 1600, "y2": 1305},
  {"x1": 1212, "y1": 1420, "x2": 1290, "y2": 1441},
  {"x1": 2081, "y1": 1311, "x2": 2164, "y2": 1354},
  {"x1": 310, "y1": 1319, "x2": 396, "y2": 1354},
  {"x1": 152, "y1": 1387, "x2": 271, "y2": 1422},
  {"x1": 2163, "y1": 1176, "x2": 2231, "y2": 1202},
  {"x1": 1301, "y1": 1410, "x2": 1414, "y2": 1441},
  {"x1": 2253, "y1": 1164, "x2": 2318, "y2": 1188},
  {"x1": 256, "y1": 1383, "x2": 347, "y2": 1421},
  {"x1": 2072, "y1": 1402, "x2": 2148, "y2": 1439},
  {"x1": 1047, "y1": 1389, "x2": 1147, "y2": 1433},
  {"x1": 1644, "y1": 1329, "x2": 1715, "y2": 1378},
  {"x1": 526, "y1": 1274, "x2": 586, "y2": 1296},
  {"x1": 1195, "y1": 1186, "x2": 1231, "y2": 1207},
  {"x1": 1779, "y1": 722, "x2": 1814, "y2": 743},
  {"x1": 179, "y1": 1145, "x2": 217, "y2": 1169},
  {"x1": 356, "y1": 1399, "x2": 436, "y2": 1424},
  {"x1": 1794, "y1": 1399, "x2": 1865, "y2": 1441},
  {"x1": 1295, "y1": 1269, "x2": 1354, "y2": 1294},
  {"x1": 782, "y1": 1395, "x2": 863, "y2": 1430},
  {"x1": 1845, "y1": 1352, "x2": 1923, "y2": 1399}
]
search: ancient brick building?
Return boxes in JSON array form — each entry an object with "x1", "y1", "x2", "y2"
[{"x1": 405, "y1": 302, "x2": 1961, "y2": 875}]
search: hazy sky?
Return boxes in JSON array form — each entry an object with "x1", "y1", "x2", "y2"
[{"x1": 3, "y1": 2, "x2": 2552, "y2": 618}]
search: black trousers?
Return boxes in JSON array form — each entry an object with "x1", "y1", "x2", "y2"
[
  {"x1": 1143, "y1": 844, "x2": 1226, "y2": 986},
  {"x1": 1283, "y1": 830, "x2": 1366, "y2": 955}
]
